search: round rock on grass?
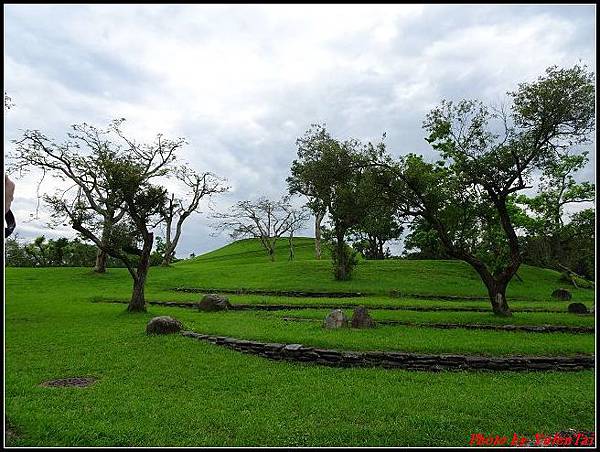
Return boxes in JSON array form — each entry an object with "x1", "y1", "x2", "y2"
[
  {"x1": 551, "y1": 288, "x2": 572, "y2": 301},
  {"x1": 350, "y1": 306, "x2": 377, "y2": 329},
  {"x1": 146, "y1": 316, "x2": 183, "y2": 335},
  {"x1": 323, "y1": 309, "x2": 349, "y2": 329},
  {"x1": 567, "y1": 302, "x2": 589, "y2": 314},
  {"x1": 198, "y1": 294, "x2": 232, "y2": 311}
]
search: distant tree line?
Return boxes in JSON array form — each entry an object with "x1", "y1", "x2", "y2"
[
  {"x1": 403, "y1": 205, "x2": 595, "y2": 282},
  {"x1": 5, "y1": 234, "x2": 176, "y2": 268}
]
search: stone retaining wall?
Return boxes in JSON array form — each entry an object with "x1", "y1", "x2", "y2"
[
  {"x1": 174, "y1": 287, "x2": 513, "y2": 302},
  {"x1": 280, "y1": 317, "x2": 594, "y2": 334},
  {"x1": 95, "y1": 299, "x2": 574, "y2": 314},
  {"x1": 180, "y1": 331, "x2": 594, "y2": 372},
  {"x1": 173, "y1": 287, "x2": 365, "y2": 298},
  {"x1": 389, "y1": 291, "x2": 490, "y2": 301}
]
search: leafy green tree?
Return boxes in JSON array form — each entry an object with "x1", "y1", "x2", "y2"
[
  {"x1": 381, "y1": 65, "x2": 594, "y2": 316},
  {"x1": 65, "y1": 237, "x2": 98, "y2": 267},
  {"x1": 47, "y1": 237, "x2": 69, "y2": 265},
  {"x1": 516, "y1": 151, "x2": 594, "y2": 266},
  {"x1": 350, "y1": 165, "x2": 405, "y2": 260},
  {"x1": 288, "y1": 124, "x2": 337, "y2": 259},
  {"x1": 561, "y1": 208, "x2": 595, "y2": 280},
  {"x1": 23, "y1": 236, "x2": 49, "y2": 266},
  {"x1": 150, "y1": 236, "x2": 168, "y2": 266},
  {"x1": 403, "y1": 217, "x2": 453, "y2": 259},
  {"x1": 4, "y1": 234, "x2": 36, "y2": 267},
  {"x1": 290, "y1": 125, "x2": 391, "y2": 279}
]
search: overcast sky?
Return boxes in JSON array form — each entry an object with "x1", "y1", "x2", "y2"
[{"x1": 3, "y1": 4, "x2": 596, "y2": 257}]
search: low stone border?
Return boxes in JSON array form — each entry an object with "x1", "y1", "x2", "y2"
[
  {"x1": 280, "y1": 316, "x2": 594, "y2": 334},
  {"x1": 180, "y1": 331, "x2": 594, "y2": 372},
  {"x1": 94, "y1": 299, "x2": 575, "y2": 314},
  {"x1": 173, "y1": 287, "x2": 365, "y2": 298},
  {"x1": 172, "y1": 287, "x2": 519, "y2": 302},
  {"x1": 389, "y1": 291, "x2": 492, "y2": 301}
]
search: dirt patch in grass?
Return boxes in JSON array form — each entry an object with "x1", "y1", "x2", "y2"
[
  {"x1": 40, "y1": 377, "x2": 98, "y2": 388},
  {"x1": 5, "y1": 418, "x2": 20, "y2": 445}
]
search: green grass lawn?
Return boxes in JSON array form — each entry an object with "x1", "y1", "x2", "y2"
[
  {"x1": 4, "y1": 238, "x2": 596, "y2": 446},
  {"x1": 168, "y1": 310, "x2": 595, "y2": 356}
]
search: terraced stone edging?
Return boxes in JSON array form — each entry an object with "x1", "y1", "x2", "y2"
[
  {"x1": 174, "y1": 288, "x2": 529, "y2": 303},
  {"x1": 173, "y1": 287, "x2": 365, "y2": 298},
  {"x1": 180, "y1": 331, "x2": 594, "y2": 372},
  {"x1": 280, "y1": 316, "x2": 594, "y2": 334},
  {"x1": 389, "y1": 291, "x2": 491, "y2": 301},
  {"x1": 94, "y1": 299, "x2": 574, "y2": 314},
  {"x1": 174, "y1": 287, "x2": 515, "y2": 302}
]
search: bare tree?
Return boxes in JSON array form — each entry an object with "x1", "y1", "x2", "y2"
[
  {"x1": 10, "y1": 119, "x2": 180, "y2": 312},
  {"x1": 212, "y1": 195, "x2": 307, "y2": 261},
  {"x1": 283, "y1": 202, "x2": 310, "y2": 260},
  {"x1": 159, "y1": 166, "x2": 228, "y2": 266},
  {"x1": 9, "y1": 121, "x2": 131, "y2": 273}
]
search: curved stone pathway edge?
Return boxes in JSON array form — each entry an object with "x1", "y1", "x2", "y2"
[{"x1": 180, "y1": 331, "x2": 594, "y2": 372}]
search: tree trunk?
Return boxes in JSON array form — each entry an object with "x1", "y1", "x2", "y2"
[
  {"x1": 551, "y1": 231, "x2": 563, "y2": 269},
  {"x1": 161, "y1": 211, "x2": 184, "y2": 267},
  {"x1": 94, "y1": 216, "x2": 114, "y2": 273},
  {"x1": 315, "y1": 211, "x2": 324, "y2": 260},
  {"x1": 288, "y1": 231, "x2": 295, "y2": 261},
  {"x1": 127, "y1": 233, "x2": 153, "y2": 313},
  {"x1": 378, "y1": 237, "x2": 384, "y2": 260},
  {"x1": 94, "y1": 248, "x2": 108, "y2": 273},
  {"x1": 161, "y1": 250, "x2": 174, "y2": 267},
  {"x1": 128, "y1": 275, "x2": 147, "y2": 312},
  {"x1": 486, "y1": 281, "x2": 512, "y2": 317},
  {"x1": 334, "y1": 230, "x2": 348, "y2": 280},
  {"x1": 367, "y1": 235, "x2": 377, "y2": 259}
]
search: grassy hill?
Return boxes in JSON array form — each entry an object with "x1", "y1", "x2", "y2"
[
  {"x1": 187, "y1": 237, "x2": 328, "y2": 264},
  {"x1": 166, "y1": 237, "x2": 593, "y2": 302}
]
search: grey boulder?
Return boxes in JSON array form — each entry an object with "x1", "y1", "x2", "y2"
[
  {"x1": 568, "y1": 302, "x2": 589, "y2": 314},
  {"x1": 146, "y1": 316, "x2": 183, "y2": 335},
  {"x1": 198, "y1": 294, "x2": 232, "y2": 311},
  {"x1": 551, "y1": 288, "x2": 572, "y2": 301},
  {"x1": 323, "y1": 309, "x2": 349, "y2": 329},
  {"x1": 350, "y1": 306, "x2": 377, "y2": 328}
]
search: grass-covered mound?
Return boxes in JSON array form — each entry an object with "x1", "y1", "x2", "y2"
[{"x1": 171, "y1": 237, "x2": 594, "y2": 302}]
